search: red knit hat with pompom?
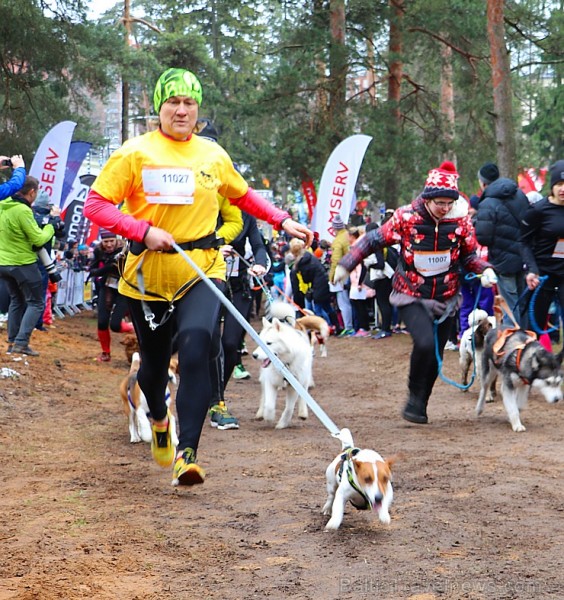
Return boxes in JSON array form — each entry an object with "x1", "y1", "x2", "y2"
[{"x1": 421, "y1": 160, "x2": 460, "y2": 200}]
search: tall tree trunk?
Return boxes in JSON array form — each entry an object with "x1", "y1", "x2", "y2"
[
  {"x1": 486, "y1": 0, "x2": 516, "y2": 177},
  {"x1": 366, "y1": 37, "x2": 377, "y2": 106},
  {"x1": 328, "y1": 0, "x2": 346, "y2": 139},
  {"x1": 121, "y1": 0, "x2": 131, "y2": 144},
  {"x1": 313, "y1": 0, "x2": 328, "y2": 132},
  {"x1": 440, "y1": 41, "x2": 456, "y2": 164},
  {"x1": 211, "y1": 0, "x2": 220, "y2": 61},
  {"x1": 384, "y1": 0, "x2": 404, "y2": 208}
]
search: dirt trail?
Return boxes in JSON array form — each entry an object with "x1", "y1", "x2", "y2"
[{"x1": 0, "y1": 311, "x2": 562, "y2": 599}]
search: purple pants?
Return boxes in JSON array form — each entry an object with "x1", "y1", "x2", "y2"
[{"x1": 459, "y1": 280, "x2": 494, "y2": 335}]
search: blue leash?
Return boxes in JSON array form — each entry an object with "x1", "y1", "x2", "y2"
[
  {"x1": 528, "y1": 275, "x2": 559, "y2": 335},
  {"x1": 231, "y1": 248, "x2": 275, "y2": 307},
  {"x1": 434, "y1": 273, "x2": 484, "y2": 391}
]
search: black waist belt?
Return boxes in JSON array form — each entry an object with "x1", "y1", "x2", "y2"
[{"x1": 130, "y1": 233, "x2": 224, "y2": 256}]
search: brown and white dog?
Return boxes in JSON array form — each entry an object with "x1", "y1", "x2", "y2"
[
  {"x1": 296, "y1": 314, "x2": 331, "y2": 358},
  {"x1": 269, "y1": 301, "x2": 330, "y2": 358},
  {"x1": 121, "y1": 333, "x2": 140, "y2": 365},
  {"x1": 119, "y1": 351, "x2": 179, "y2": 444},
  {"x1": 322, "y1": 428, "x2": 394, "y2": 531}
]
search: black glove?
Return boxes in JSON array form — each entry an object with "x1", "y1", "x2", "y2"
[{"x1": 50, "y1": 217, "x2": 66, "y2": 239}]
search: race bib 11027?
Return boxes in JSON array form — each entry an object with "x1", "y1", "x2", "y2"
[{"x1": 142, "y1": 167, "x2": 195, "y2": 204}]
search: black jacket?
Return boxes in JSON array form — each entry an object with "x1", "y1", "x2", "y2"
[
  {"x1": 227, "y1": 213, "x2": 268, "y2": 294},
  {"x1": 291, "y1": 251, "x2": 331, "y2": 304},
  {"x1": 521, "y1": 196, "x2": 564, "y2": 278},
  {"x1": 474, "y1": 177, "x2": 529, "y2": 275},
  {"x1": 32, "y1": 204, "x2": 66, "y2": 254},
  {"x1": 88, "y1": 244, "x2": 121, "y2": 285}
]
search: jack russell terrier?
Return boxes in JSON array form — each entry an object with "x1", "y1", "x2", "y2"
[
  {"x1": 322, "y1": 428, "x2": 395, "y2": 531},
  {"x1": 296, "y1": 314, "x2": 331, "y2": 358},
  {"x1": 119, "y1": 352, "x2": 179, "y2": 445},
  {"x1": 268, "y1": 301, "x2": 331, "y2": 358}
]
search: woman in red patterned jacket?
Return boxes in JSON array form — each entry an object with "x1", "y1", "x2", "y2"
[{"x1": 336, "y1": 161, "x2": 497, "y2": 424}]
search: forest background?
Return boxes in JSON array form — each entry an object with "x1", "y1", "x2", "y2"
[{"x1": 0, "y1": 0, "x2": 562, "y2": 214}]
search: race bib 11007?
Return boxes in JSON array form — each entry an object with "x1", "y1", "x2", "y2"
[
  {"x1": 142, "y1": 167, "x2": 195, "y2": 204},
  {"x1": 413, "y1": 249, "x2": 451, "y2": 277}
]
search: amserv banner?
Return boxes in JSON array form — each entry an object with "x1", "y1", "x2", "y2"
[
  {"x1": 29, "y1": 121, "x2": 76, "y2": 208},
  {"x1": 311, "y1": 134, "x2": 372, "y2": 242}
]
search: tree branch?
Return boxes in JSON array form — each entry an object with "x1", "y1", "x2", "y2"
[
  {"x1": 122, "y1": 17, "x2": 162, "y2": 35},
  {"x1": 408, "y1": 26, "x2": 487, "y2": 61},
  {"x1": 511, "y1": 58, "x2": 564, "y2": 72}
]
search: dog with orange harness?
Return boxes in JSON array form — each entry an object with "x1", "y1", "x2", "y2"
[{"x1": 476, "y1": 327, "x2": 563, "y2": 432}]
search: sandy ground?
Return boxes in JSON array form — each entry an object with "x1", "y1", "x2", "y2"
[{"x1": 0, "y1": 310, "x2": 562, "y2": 600}]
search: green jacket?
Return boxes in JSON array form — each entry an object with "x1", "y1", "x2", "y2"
[{"x1": 0, "y1": 197, "x2": 55, "y2": 266}]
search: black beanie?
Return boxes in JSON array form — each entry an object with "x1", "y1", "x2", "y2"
[
  {"x1": 478, "y1": 162, "x2": 500, "y2": 185},
  {"x1": 549, "y1": 160, "x2": 564, "y2": 189}
]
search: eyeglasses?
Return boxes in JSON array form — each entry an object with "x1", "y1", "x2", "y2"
[{"x1": 431, "y1": 200, "x2": 455, "y2": 209}]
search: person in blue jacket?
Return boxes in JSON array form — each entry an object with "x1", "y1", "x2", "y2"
[{"x1": 0, "y1": 154, "x2": 26, "y2": 199}]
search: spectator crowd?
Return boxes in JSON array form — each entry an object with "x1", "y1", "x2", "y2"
[{"x1": 1, "y1": 82, "x2": 562, "y2": 486}]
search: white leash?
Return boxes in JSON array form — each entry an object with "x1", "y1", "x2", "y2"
[{"x1": 172, "y1": 242, "x2": 340, "y2": 435}]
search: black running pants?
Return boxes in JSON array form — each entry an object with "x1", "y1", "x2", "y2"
[{"x1": 128, "y1": 279, "x2": 224, "y2": 453}]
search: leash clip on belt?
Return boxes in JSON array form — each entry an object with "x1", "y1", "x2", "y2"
[{"x1": 136, "y1": 256, "x2": 177, "y2": 330}]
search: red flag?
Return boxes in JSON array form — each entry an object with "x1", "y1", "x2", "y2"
[{"x1": 301, "y1": 178, "x2": 317, "y2": 221}]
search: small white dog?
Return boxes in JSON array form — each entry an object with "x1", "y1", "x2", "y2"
[
  {"x1": 252, "y1": 316, "x2": 313, "y2": 429},
  {"x1": 119, "y1": 352, "x2": 179, "y2": 445},
  {"x1": 459, "y1": 309, "x2": 496, "y2": 389},
  {"x1": 322, "y1": 428, "x2": 394, "y2": 531}
]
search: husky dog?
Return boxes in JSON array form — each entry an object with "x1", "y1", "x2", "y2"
[
  {"x1": 476, "y1": 328, "x2": 563, "y2": 432},
  {"x1": 251, "y1": 317, "x2": 313, "y2": 429}
]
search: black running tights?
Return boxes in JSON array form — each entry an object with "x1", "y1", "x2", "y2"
[
  {"x1": 399, "y1": 302, "x2": 454, "y2": 403},
  {"x1": 128, "y1": 280, "x2": 224, "y2": 452}
]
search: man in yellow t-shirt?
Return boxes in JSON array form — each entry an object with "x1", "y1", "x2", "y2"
[{"x1": 84, "y1": 67, "x2": 312, "y2": 487}]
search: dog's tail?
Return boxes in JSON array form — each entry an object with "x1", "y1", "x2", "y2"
[
  {"x1": 130, "y1": 351, "x2": 141, "y2": 373},
  {"x1": 332, "y1": 427, "x2": 354, "y2": 450},
  {"x1": 468, "y1": 309, "x2": 489, "y2": 328},
  {"x1": 268, "y1": 301, "x2": 297, "y2": 327}
]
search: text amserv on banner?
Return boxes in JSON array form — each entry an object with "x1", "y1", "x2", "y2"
[{"x1": 326, "y1": 162, "x2": 349, "y2": 237}]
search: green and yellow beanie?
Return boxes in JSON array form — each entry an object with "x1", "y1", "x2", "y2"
[{"x1": 153, "y1": 68, "x2": 203, "y2": 113}]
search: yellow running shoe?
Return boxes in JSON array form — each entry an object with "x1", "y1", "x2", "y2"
[
  {"x1": 172, "y1": 448, "x2": 206, "y2": 486},
  {"x1": 209, "y1": 401, "x2": 240, "y2": 430},
  {"x1": 151, "y1": 411, "x2": 175, "y2": 467}
]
